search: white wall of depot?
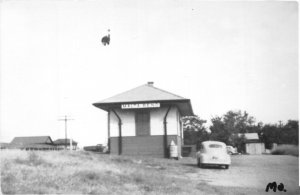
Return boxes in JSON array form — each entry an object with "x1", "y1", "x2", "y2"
[
  {"x1": 110, "y1": 109, "x2": 135, "y2": 137},
  {"x1": 110, "y1": 106, "x2": 181, "y2": 137},
  {"x1": 166, "y1": 107, "x2": 179, "y2": 135},
  {"x1": 150, "y1": 107, "x2": 180, "y2": 136},
  {"x1": 150, "y1": 107, "x2": 166, "y2": 135}
]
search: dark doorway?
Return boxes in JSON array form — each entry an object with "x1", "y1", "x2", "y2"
[{"x1": 135, "y1": 110, "x2": 150, "y2": 136}]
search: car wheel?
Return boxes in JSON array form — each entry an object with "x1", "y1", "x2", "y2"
[{"x1": 224, "y1": 165, "x2": 229, "y2": 169}]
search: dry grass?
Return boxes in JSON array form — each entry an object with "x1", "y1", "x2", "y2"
[
  {"x1": 0, "y1": 150, "x2": 196, "y2": 194},
  {"x1": 1, "y1": 150, "x2": 299, "y2": 194},
  {"x1": 271, "y1": 144, "x2": 299, "y2": 157}
]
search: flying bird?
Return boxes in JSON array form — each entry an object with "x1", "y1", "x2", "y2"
[{"x1": 101, "y1": 29, "x2": 110, "y2": 46}]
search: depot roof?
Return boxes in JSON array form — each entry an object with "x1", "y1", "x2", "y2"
[{"x1": 93, "y1": 82, "x2": 194, "y2": 116}]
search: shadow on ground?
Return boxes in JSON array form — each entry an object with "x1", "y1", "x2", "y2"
[{"x1": 181, "y1": 163, "x2": 226, "y2": 170}]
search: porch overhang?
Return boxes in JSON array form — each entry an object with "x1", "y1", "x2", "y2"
[{"x1": 93, "y1": 99, "x2": 194, "y2": 116}]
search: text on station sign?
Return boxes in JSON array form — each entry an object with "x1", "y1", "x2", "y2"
[{"x1": 121, "y1": 103, "x2": 160, "y2": 109}]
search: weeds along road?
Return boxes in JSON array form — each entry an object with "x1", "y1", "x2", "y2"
[{"x1": 1, "y1": 150, "x2": 299, "y2": 195}]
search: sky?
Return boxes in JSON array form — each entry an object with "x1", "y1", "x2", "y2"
[{"x1": 0, "y1": 0, "x2": 298, "y2": 147}]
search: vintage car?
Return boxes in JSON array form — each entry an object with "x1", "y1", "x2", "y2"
[
  {"x1": 83, "y1": 144, "x2": 106, "y2": 152},
  {"x1": 226, "y1": 145, "x2": 238, "y2": 155},
  {"x1": 196, "y1": 141, "x2": 231, "y2": 169}
]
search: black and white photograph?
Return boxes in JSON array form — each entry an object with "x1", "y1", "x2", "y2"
[{"x1": 0, "y1": 0, "x2": 299, "y2": 194}]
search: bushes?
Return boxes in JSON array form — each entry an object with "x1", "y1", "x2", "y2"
[
  {"x1": 15, "y1": 152, "x2": 48, "y2": 166},
  {"x1": 74, "y1": 170, "x2": 101, "y2": 182},
  {"x1": 271, "y1": 145, "x2": 299, "y2": 157}
]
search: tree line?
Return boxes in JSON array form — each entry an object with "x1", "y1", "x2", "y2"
[{"x1": 182, "y1": 110, "x2": 298, "y2": 152}]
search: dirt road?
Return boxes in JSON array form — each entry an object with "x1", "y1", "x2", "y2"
[{"x1": 174, "y1": 155, "x2": 299, "y2": 194}]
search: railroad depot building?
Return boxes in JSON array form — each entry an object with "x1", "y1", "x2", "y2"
[{"x1": 93, "y1": 82, "x2": 194, "y2": 157}]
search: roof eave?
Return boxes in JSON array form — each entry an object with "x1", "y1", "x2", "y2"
[{"x1": 93, "y1": 99, "x2": 194, "y2": 116}]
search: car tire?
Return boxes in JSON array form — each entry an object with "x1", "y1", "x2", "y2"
[{"x1": 224, "y1": 165, "x2": 229, "y2": 169}]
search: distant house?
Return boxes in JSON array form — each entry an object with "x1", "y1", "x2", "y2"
[
  {"x1": 9, "y1": 136, "x2": 57, "y2": 150},
  {"x1": 0, "y1": 142, "x2": 9, "y2": 149},
  {"x1": 239, "y1": 133, "x2": 265, "y2": 154},
  {"x1": 53, "y1": 139, "x2": 78, "y2": 150}
]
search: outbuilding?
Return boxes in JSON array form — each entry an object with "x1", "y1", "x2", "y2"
[
  {"x1": 53, "y1": 139, "x2": 78, "y2": 150},
  {"x1": 239, "y1": 133, "x2": 265, "y2": 154},
  {"x1": 93, "y1": 82, "x2": 194, "y2": 158}
]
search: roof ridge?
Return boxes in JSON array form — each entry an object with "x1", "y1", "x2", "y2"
[
  {"x1": 99, "y1": 84, "x2": 145, "y2": 102},
  {"x1": 11, "y1": 136, "x2": 53, "y2": 145},
  {"x1": 149, "y1": 85, "x2": 186, "y2": 99},
  {"x1": 14, "y1": 136, "x2": 50, "y2": 138},
  {"x1": 94, "y1": 83, "x2": 189, "y2": 104}
]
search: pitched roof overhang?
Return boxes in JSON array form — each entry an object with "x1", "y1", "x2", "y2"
[
  {"x1": 93, "y1": 99, "x2": 194, "y2": 116},
  {"x1": 93, "y1": 83, "x2": 195, "y2": 116}
]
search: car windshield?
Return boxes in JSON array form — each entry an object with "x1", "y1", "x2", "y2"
[{"x1": 209, "y1": 144, "x2": 223, "y2": 148}]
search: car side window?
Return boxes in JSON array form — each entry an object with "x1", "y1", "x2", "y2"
[{"x1": 209, "y1": 144, "x2": 222, "y2": 148}]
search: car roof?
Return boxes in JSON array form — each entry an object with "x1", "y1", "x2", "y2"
[{"x1": 201, "y1": 141, "x2": 226, "y2": 146}]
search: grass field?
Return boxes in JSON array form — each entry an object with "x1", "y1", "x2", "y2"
[{"x1": 1, "y1": 150, "x2": 299, "y2": 194}]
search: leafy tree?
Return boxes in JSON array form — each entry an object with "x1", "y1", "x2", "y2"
[
  {"x1": 210, "y1": 116, "x2": 229, "y2": 144},
  {"x1": 282, "y1": 120, "x2": 298, "y2": 145},
  {"x1": 230, "y1": 134, "x2": 246, "y2": 153},
  {"x1": 181, "y1": 116, "x2": 210, "y2": 148},
  {"x1": 209, "y1": 110, "x2": 258, "y2": 151},
  {"x1": 223, "y1": 110, "x2": 255, "y2": 134},
  {"x1": 183, "y1": 110, "x2": 298, "y2": 152},
  {"x1": 262, "y1": 120, "x2": 299, "y2": 149}
]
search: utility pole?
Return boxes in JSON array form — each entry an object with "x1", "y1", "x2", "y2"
[
  {"x1": 279, "y1": 120, "x2": 283, "y2": 129},
  {"x1": 58, "y1": 115, "x2": 74, "y2": 150}
]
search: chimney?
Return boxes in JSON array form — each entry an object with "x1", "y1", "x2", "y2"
[{"x1": 147, "y1": 81, "x2": 154, "y2": 86}]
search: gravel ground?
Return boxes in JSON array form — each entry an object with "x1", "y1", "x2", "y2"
[{"x1": 176, "y1": 155, "x2": 300, "y2": 194}]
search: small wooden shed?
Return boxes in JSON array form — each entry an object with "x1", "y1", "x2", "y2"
[
  {"x1": 53, "y1": 139, "x2": 78, "y2": 150},
  {"x1": 239, "y1": 133, "x2": 265, "y2": 154}
]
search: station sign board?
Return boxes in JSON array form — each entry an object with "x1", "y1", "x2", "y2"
[{"x1": 121, "y1": 103, "x2": 160, "y2": 109}]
